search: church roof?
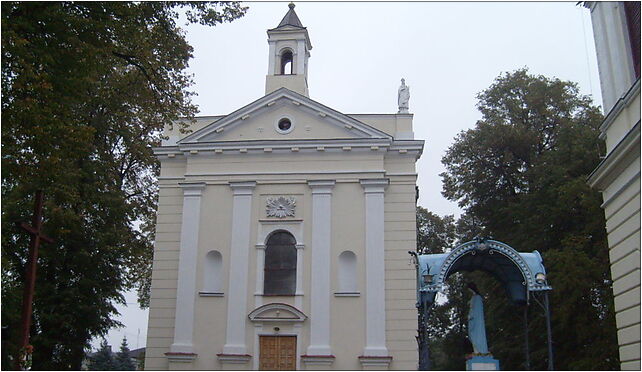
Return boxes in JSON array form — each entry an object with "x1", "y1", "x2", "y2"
[{"x1": 274, "y1": 3, "x2": 305, "y2": 29}]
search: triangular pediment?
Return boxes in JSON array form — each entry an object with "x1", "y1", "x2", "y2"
[
  {"x1": 248, "y1": 303, "x2": 307, "y2": 322},
  {"x1": 178, "y1": 88, "x2": 392, "y2": 144}
]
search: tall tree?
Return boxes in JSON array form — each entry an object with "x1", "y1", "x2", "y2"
[
  {"x1": 114, "y1": 337, "x2": 135, "y2": 371},
  {"x1": 440, "y1": 68, "x2": 619, "y2": 369},
  {"x1": 1, "y1": 2, "x2": 246, "y2": 369}
]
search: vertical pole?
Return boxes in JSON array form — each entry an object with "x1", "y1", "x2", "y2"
[
  {"x1": 18, "y1": 191, "x2": 44, "y2": 368},
  {"x1": 544, "y1": 292, "x2": 554, "y2": 370},
  {"x1": 417, "y1": 303, "x2": 431, "y2": 370},
  {"x1": 523, "y1": 305, "x2": 530, "y2": 370}
]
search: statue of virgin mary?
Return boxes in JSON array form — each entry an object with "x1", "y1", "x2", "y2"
[{"x1": 467, "y1": 282, "x2": 489, "y2": 355}]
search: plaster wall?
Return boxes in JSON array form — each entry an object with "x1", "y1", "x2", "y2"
[
  {"x1": 183, "y1": 152, "x2": 385, "y2": 180},
  {"x1": 202, "y1": 104, "x2": 361, "y2": 142},
  {"x1": 348, "y1": 114, "x2": 413, "y2": 140},
  {"x1": 145, "y1": 185, "x2": 182, "y2": 370},
  {"x1": 266, "y1": 75, "x2": 308, "y2": 96},
  {"x1": 162, "y1": 116, "x2": 224, "y2": 147},
  {"x1": 383, "y1": 177, "x2": 419, "y2": 370}
]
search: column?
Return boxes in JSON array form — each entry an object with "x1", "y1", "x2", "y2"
[
  {"x1": 360, "y1": 179, "x2": 389, "y2": 357},
  {"x1": 169, "y1": 182, "x2": 206, "y2": 356},
  {"x1": 306, "y1": 180, "x2": 335, "y2": 356},
  {"x1": 222, "y1": 182, "x2": 256, "y2": 356}
]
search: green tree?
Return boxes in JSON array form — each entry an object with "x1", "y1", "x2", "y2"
[
  {"x1": 1, "y1": 2, "x2": 246, "y2": 369},
  {"x1": 88, "y1": 339, "x2": 115, "y2": 371},
  {"x1": 114, "y1": 337, "x2": 134, "y2": 371},
  {"x1": 440, "y1": 68, "x2": 619, "y2": 369},
  {"x1": 416, "y1": 207, "x2": 470, "y2": 370},
  {"x1": 416, "y1": 206, "x2": 456, "y2": 254}
]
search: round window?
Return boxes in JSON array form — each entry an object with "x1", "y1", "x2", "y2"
[
  {"x1": 278, "y1": 118, "x2": 291, "y2": 131},
  {"x1": 275, "y1": 117, "x2": 294, "y2": 134}
]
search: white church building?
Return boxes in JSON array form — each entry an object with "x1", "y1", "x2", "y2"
[{"x1": 145, "y1": 4, "x2": 424, "y2": 370}]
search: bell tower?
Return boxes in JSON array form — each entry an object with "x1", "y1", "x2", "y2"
[{"x1": 265, "y1": 3, "x2": 312, "y2": 97}]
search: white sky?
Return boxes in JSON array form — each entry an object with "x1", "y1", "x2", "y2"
[{"x1": 94, "y1": 1, "x2": 601, "y2": 351}]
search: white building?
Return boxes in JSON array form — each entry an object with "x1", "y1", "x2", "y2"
[
  {"x1": 585, "y1": 2, "x2": 640, "y2": 370},
  {"x1": 144, "y1": 4, "x2": 423, "y2": 370}
]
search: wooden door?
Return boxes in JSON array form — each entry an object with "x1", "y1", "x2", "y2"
[{"x1": 259, "y1": 336, "x2": 296, "y2": 370}]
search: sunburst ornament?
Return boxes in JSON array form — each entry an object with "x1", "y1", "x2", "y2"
[{"x1": 266, "y1": 196, "x2": 296, "y2": 218}]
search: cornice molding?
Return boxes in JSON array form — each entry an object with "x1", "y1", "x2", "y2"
[{"x1": 153, "y1": 138, "x2": 424, "y2": 158}]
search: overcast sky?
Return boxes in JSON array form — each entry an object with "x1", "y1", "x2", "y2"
[{"x1": 95, "y1": 1, "x2": 601, "y2": 351}]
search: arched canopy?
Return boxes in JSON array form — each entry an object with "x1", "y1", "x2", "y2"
[{"x1": 416, "y1": 238, "x2": 551, "y2": 307}]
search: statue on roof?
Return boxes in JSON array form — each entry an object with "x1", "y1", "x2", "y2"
[{"x1": 398, "y1": 78, "x2": 410, "y2": 113}]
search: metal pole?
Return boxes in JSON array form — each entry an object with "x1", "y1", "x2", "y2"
[
  {"x1": 543, "y1": 291, "x2": 554, "y2": 370},
  {"x1": 17, "y1": 191, "x2": 44, "y2": 369},
  {"x1": 524, "y1": 305, "x2": 530, "y2": 370},
  {"x1": 418, "y1": 303, "x2": 431, "y2": 370}
]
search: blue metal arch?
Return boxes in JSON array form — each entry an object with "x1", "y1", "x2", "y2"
[
  {"x1": 412, "y1": 237, "x2": 555, "y2": 370},
  {"x1": 416, "y1": 238, "x2": 551, "y2": 308}
]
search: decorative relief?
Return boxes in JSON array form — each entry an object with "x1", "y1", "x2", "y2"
[{"x1": 266, "y1": 196, "x2": 296, "y2": 218}]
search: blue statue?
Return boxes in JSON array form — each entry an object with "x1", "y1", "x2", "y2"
[{"x1": 467, "y1": 282, "x2": 489, "y2": 355}]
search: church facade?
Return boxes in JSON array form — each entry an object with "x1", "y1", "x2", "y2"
[{"x1": 145, "y1": 4, "x2": 423, "y2": 370}]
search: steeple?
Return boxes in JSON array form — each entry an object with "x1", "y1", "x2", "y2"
[
  {"x1": 276, "y1": 2, "x2": 304, "y2": 28},
  {"x1": 265, "y1": 3, "x2": 312, "y2": 97}
]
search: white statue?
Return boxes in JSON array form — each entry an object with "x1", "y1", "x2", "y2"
[{"x1": 398, "y1": 78, "x2": 410, "y2": 113}]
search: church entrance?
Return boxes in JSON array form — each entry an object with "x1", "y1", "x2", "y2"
[{"x1": 259, "y1": 335, "x2": 297, "y2": 370}]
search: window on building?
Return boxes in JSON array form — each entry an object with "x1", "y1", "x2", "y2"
[
  {"x1": 203, "y1": 250, "x2": 223, "y2": 293},
  {"x1": 338, "y1": 251, "x2": 358, "y2": 293},
  {"x1": 264, "y1": 231, "x2": 297, "y2": 295},
  {"x1": 280, "y1": 50, "x2": 293, "y2": 75}
]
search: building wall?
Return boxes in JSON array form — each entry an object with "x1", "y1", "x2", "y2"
[
  {"x1": 587, "y1": 2, "x2": 641, "y2": 370},
  {"x1": 145, "y1": 136, "x2": 420, "y2": 370}
]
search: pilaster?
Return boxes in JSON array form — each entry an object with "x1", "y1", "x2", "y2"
[
  {"x1": 221, "y1": 181, "x2": 256, "y2": 358},
  {"x1": 169, "y1": 182, "x2": 206, "y2": 357},
  {"x1": 306, "y1": 180, "x2": 335, "y2": 360},
  {"x1": 360, "y1": 179, "x2": 390, "y2": 360}
]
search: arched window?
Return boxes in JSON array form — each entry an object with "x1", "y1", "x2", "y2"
[
  {"x1": 264, "y1": 231, "x2": 297, "y2": 295},
  {"x1": 203, "y1": 250, "x2": 223, "y2": 294},
  {"x1": 338, "y1": 251, "x2": 358, "y2": 293},
  {"x1": 280, "y1": 50, "x2": 293, "y2": 75}
]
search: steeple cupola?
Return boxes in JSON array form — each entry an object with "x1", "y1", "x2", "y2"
[{"x1": 265, "y1": 3, "x2": 312, "y2": 97}]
